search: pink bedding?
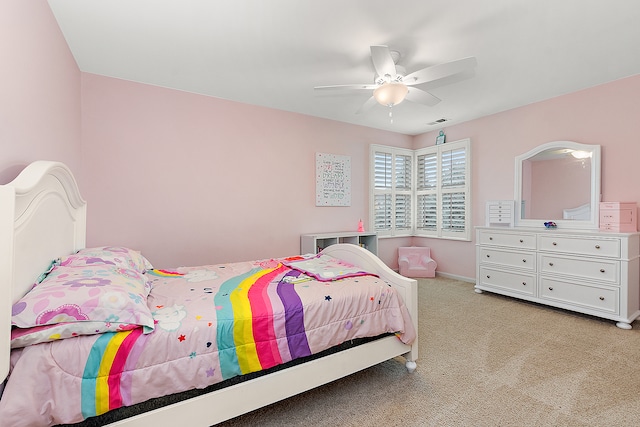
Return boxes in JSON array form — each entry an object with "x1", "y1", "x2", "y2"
[{"x1": 0, "y1": 256, "x2": 415, "y2": 426}]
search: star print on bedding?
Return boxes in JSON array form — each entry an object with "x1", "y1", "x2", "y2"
[{"x1": 0, "y1": 257, "x2": 415, "y2": 426}]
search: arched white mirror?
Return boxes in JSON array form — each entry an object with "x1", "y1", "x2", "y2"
[{"x1": 515, "y1": 141, "x2": 601, "y2": 229}]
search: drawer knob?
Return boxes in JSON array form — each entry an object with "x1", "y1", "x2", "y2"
[
  {"x1": 519, "y1": 239, "x2": 524, "y2": 243},
  {"x1": 548, "y1": 287, "x2": 554, "y2": 291},
  {"x1": 522, "y1": 259, "x2": 526, "y2": 263},
  {"x1": 489, "y1": 237, "x2": 493, "y2": 240},
  {"x1": 595, "y1": 245, "x2": 601, "y2": 249},
  {"x1": 486, "y1": 275, "x2": 490, "y2": 279},
  {"x1": 549, "y1": 262, "x2": 554, "y2": 266},
  {"x1": 522, "y1": 282, "x2": 527, "y2": 286},
  {"x1": 599, "y1": 296, "x2": 605, "y2": 301},
  {"x1": 552, "y1": 242, "x2": 557, "y2": 246},
  {"x1": 600, "y1": 269, "x2": 605, "y2": 273},
  {"x1": 486, "y1": 254, "x2": 490, "y2": 258}
]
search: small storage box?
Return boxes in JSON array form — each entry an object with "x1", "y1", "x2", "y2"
[
  {"x1": 485, "y1": 200, "x2": 514, "y2": 227},
  {"x1": 600, "y1": 202, "x2": 637, "y2": 232}
]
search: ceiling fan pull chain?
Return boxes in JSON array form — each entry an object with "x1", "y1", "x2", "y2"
[{"x1": 389, "y1": 105, "x2": 393, "y2": 124}]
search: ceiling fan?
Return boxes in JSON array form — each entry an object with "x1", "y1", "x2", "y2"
[{"x1": 314, "y1": 45, "x2": 477, "y2": 117}]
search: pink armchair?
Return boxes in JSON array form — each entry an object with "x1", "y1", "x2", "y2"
[{"x1": 398, "y1": 246, "x2": 437, "y2": 278}]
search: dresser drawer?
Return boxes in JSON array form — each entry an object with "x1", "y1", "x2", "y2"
[
  {"x1": 478, "y1": 266, "x2": 535, "y2": 296},
  {"x1": 478, "y1": 230, "x2": 536, "y2": 249},
  {"x1": 475, "y1": 227, "x2": 639, "y2": 327},
  {"x1": 539, "y1": 277, "x2": 619, "y2": 315},
  {"x1": 538, "y1": 235, "x2": 620, "y2": 258},
  {"x1": 479, "y1": 247, "x2": 535, "y2": 271},
  {"x1": 539, "y1": 254, "x2": 619, "y2": 284}
]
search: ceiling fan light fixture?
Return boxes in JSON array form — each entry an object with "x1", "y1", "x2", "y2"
[{"x1": 373, "y1": 82, "x2": 408, "y2": 106}]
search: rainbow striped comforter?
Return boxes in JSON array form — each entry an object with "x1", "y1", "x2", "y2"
[{"x1": 0, "y1": 257, "x2": 415, "y2": 426}]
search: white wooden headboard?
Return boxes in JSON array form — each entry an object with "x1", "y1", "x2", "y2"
[{"x1": 0, "y1": 161, "x2": 86, "y2": 382}]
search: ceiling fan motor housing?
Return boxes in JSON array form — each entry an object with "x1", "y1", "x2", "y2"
[{"x1": 374, "y1": 64, "x2": 406, "y2": 85}]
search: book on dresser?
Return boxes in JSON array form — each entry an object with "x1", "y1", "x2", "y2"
[{"x1": 475, "y1": 226, "x2": 640, "y2": 329}]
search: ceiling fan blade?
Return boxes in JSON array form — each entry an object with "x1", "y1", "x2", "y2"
[
  {"x1": 370, "y1": 45, "x2": 396, "y2": 78},
  {"x1": 403, "y1": 56, "x2": 477, "y2": 86},
  {"x1": 405, "y1": 87, "x2": 441, "y2": 107},
  {"x1": 356, "y1": 96, "x2": 378, "y2": 115},
  {"x1": 314, "y1": 84, "x2": 378, "y2": 91}
]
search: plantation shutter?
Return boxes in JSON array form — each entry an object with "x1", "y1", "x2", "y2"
[
  {"x1": 416, "y1": 194, "x2": 437, "y2": 230},
  {"x1": 416, "y1": 152, "x2": 437, "y2": 231},
  {"x1": 373, "y1": 152, "x2": 392, "y2": 232},
  {"x1": 417, "y1": 153, "x2": 437, "y2": 190},
  {"x1": 370, "y1": 147, "x2": 413, "y2": 237},
  {"x1": 373, "y1": 194, "x2": 392, "y2": 231},
  {"x1": 415, "y1": 139, "x2": 471, "y2": 240},
  {"x1": 370, "y1": 140, "x2": 470, "y2": 241},
  {"x1": 441, "y1": 147, "x2": 466, "y2": 188},
  {"x1": 441, "y1": 192, "x2": 466, "y2": 232},
  {"x1": 395, "y1": 155, "x2": 412, "y2": 231},
  {"x1": 374, "y1": 152, "x2": 392, "y2": 190},
  {"x1": 440, "y1": 145, "x2": 468, "y2": 237}
]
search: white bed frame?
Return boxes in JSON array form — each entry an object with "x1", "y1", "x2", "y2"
[{"x1": 0, "y1": 161, "x2": 418, "y2": 426}]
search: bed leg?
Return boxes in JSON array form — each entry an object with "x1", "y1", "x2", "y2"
[{"x1": 405, "y1": 360, "x2": 417, "y2": 373}]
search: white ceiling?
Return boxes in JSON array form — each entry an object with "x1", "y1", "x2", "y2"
[{"x1": 48, "y1": 0, "x2": 640, "y2": 136}]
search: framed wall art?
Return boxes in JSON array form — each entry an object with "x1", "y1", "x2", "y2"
[{"x1": 315, "y1": 152, "x2": 351, "y2": 206}]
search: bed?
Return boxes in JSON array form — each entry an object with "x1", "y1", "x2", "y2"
[{"x1": 0, "y1": 161, "x2": 418, "y2": 427}]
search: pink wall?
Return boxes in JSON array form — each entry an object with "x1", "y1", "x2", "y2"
[
  {"x1": 0, "y1": 0, "x2": 81, "y2": 184},
  {"x1": 80, "y1": 74, "x2": 413, "y2": 268},
  {"x1": 413, "y1": 74, "x2": 640, "y2": 280},
  {"x1": 4, "y1": 2, "x2": 640, "y2": 279}
]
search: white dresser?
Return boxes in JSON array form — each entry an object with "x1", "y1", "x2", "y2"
[{"x1": 475, "y1": 227, "x2": 640, "y2": 329}]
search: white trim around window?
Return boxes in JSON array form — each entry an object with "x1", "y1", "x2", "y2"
[{"x1": 370, "y1": 139, "x2": 471, "y2": 241}]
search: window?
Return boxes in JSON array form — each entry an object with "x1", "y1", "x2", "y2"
[
  {"x1": 371, "y1": 146, "x2": 414, "y2": 237},
  {"x1": 370, "y1": 139, "x2": 471, "y2": 241},
  {"x1": 416, "y1": 139, "x2": 471, "y2": 240}
]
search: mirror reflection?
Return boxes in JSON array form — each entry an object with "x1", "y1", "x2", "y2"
[
  {"x1": 521, "y1": 148, "x2": 592, "y2": 220},
  {"x1": 514, "y1": 141, "x2": 601, "y2": 229}
]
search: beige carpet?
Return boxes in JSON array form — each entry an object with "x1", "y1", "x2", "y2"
[{"x1": 218, "y1": 277, "x2": 640, "y2": 427}]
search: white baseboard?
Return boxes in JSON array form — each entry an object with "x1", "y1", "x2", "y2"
[
  {"x1": 391, "y1": 269, "x2": 475, "y2": 284},
  {"x1": 435, "y1": 271, "x2": 475, "y2": 283}
]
